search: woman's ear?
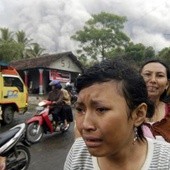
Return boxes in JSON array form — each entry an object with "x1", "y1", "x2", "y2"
[{"x1": 132, "y1": 103, "x2": 147, "y2": 127}]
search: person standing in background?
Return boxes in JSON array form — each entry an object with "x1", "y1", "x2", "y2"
[
  {"x1": 140, "y1": 59, "x2": 170, "y2": 142},
  {"x1": 61, "y1": 85, "x2": 73, "y2": 124}
]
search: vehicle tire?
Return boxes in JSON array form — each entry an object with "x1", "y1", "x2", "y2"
[
  {"x1": 26, "y1": 122, "x2": 43, "y2": 144},
  {"x1": 6, "y1": 144, "x2": 31, "y2": 170},
  {"x1": 2, "y1": 106, "x2": 14, "y2": 124}
]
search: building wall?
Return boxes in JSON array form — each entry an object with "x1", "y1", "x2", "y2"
[
  {"x1": 18, "y1": 55, "x2": 82, "y2": 95},
  {"x1": 49, "y1": 56, "x2": 82, "y2": 72}
]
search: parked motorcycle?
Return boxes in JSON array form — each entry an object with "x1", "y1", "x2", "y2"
[
  {"x1": 26, "y1": 100, "x2": 70, "y2": 144},
  {"x1": 0, "y1": 123, "x2": 31, "y2": 170}
]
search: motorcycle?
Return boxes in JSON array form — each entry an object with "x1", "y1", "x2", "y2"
[
  {"x1": 0, "y1": 123, "x2": 31, "y2": 170},
  {"x1": 26, "y1": 100, "x2": 70, "y2": 144}
]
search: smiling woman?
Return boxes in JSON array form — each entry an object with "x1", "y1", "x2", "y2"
[
  {"x1": 140, "y1": 59, "x2": 170, "y2": 142},
  {"x1": 64, "y1": 58, "x2": 170, "y2": 170}
]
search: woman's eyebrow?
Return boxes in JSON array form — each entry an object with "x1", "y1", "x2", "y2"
[
  {"x1": 90, "y1": 100, "x2": 107, "y2": 107},
  {"x1": 143, "y1": 70, "x2": 166, "y2": 74},
  {"x1": 75, "y1": 101, "x2": 84, "y2": 106}
]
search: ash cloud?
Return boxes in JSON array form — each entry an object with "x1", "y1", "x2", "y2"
[{"x1": 0, "y1": 0, "x2": 170, "y2": 53}]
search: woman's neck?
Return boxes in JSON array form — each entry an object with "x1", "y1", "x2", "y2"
[
  {"x1": 149, "y1": 101, "x2": 166, "y2": 122},
  {"x1": 149, "y1": 97, "x2": 160, "y2": 105}
]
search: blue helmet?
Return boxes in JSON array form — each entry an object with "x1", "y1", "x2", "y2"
[{"x1": 49, "y1": 80, "x2": 62, "y2": 89}]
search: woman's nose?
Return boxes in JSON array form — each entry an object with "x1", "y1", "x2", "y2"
[
  {"x1": 150, "y1": 75, "x2": 156, "y2": 82},
  {"x1": 82, "y1": 112, "x2": 96, "y2": 131}
]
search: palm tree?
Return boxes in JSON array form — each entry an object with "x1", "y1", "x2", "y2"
[
  {"x1": 0, "y1": 28, "x2": 19, "y2": 62},
  {"x1": 16, "y1": 30, "x2": 32, "y2": 45},
  {"x1": 15, "y1": 30, "x2": 33, "y2": 58},
  {"x1": 0, "y1": 28, "x2": 14, "y2": 42},
  {"x1": 26, "y1": 43, "x2": 45, "y2": 58}
]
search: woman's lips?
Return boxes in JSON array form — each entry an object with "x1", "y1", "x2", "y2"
[
  {"x1": 147, "y1": 86, "x2": 158, "y2": 92},
  {"x1": 83, "y1": 137, "x2": 103, "y2": 148}
]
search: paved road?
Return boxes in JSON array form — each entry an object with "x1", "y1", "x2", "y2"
[
  {"x1": 0, "y1": 110, "x2": 75, "y2": 170},
  {"x1": 28, "y1": 123, "x2": 75, "y2": 170}
]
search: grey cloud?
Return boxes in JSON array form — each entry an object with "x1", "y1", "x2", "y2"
[{"x1": 0, "y1": 0, "x2": 170, "y2": 53}]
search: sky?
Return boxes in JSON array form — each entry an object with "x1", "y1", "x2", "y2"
[{"x1": 0, "y1": 0, "x2": 170, "y2": 54}]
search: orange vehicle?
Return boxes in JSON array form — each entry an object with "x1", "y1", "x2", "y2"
[{"x1": 0, "y1": 63, "x2": 28, "y2": 125}]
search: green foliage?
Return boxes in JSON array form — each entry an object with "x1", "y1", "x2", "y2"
[
  {"x1": 0, "y1": 28, "x2": 23, "y2": 62},
  {"x1": 71, "y1": 12, "x2": 160, "y2": 67},
  {"x1": 16, "y1": 30, "x2": 32, "y2": 48},
  {"x1": 0, "y1": 41, "x2": 23, "y2": 62},
  {"x1": 25, "y1": 43, "x2": 45, "y2": 58},
  {"x1": 0, "y1": 27, "x2": 45, "y2": 62},
  {"x1": 71, "y1": 11, "x2": 130, "y2": 64},
  {"x1": 124, "y1": 43, "x2": 155, "y2": 65},
  {"x1": 157, "y1": 47, "x2": 170, "y2": 65},
  {"x1": 0, "y1": 28, "x2": 14, "y2": 41},
  {"x1": 145, "y1": 46, "x2": 155, "y2": 59}
]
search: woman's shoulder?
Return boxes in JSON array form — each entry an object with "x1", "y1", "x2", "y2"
[
  {"x1": 70, "y1": 138, "x2": 91, "y2": 157},
  {"x1": 152, "y1": 138, "x2": 170, "y2": 150},
  {"x1": 64, "y1": 138, "x2": 93, "y2": 170},
  {"x1": 165, "y1": 103, "x2": 170, "y2": 116},
  {"x1": 150, "y1": 139, "x2": 170, "y2": 168},
  {"x1": 71, "y1": 137, "x2": 87, "y2": 150}
]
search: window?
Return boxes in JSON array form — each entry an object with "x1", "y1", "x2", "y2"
[{"x1": 3, "y1": 77, "x2": 24, "y2": 92}]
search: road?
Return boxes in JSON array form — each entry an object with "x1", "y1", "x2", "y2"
[{"x1": 0, "y1": 110, "x2": 75, "y2": 170}]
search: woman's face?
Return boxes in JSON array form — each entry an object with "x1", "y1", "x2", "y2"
[
  {"x1": 75, "y1": 81, "x2": 136, "y2": 157},
  {"x1": 141, "y1": 62, "x2": 169, "y2": 101}
]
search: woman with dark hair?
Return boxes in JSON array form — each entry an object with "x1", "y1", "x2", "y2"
[
  {"x1": 64, "y1": 58, "x2": 170, "y2": 170},
  {"x1": 140, "y1": 59, "x2": 170, "y2": 142}
]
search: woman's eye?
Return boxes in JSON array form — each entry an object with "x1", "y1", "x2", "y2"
[
  {"x1": 75, "y1": 107, "x2": 85, "y2": 114},
  {"x1": 96, "y1": 108, "x2": 108, "y2": 113},
  {"x1": 157, "y1": 74, "x2": 165, "y2": 78},
  {"x1": 143, "y1": 73, "x2": 150, "y2": 77}
]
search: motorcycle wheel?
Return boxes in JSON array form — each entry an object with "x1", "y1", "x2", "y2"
[
  {"x1": 6, "y1": 145, "x2": 30, "y2": 170},
  {"x1": 26, "y1": 122, "x2": 43, "y2": 144}
]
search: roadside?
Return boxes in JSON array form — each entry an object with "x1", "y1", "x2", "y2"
[
  {"x1": 27, "y1": 94, "x2": 47, "y2": 111},
  {"x1": 0, "y1": 95, "x2": 47, "y2": 130},
  {"x1": 1, "y1": 94, "x2": 75, "y2": 131}
]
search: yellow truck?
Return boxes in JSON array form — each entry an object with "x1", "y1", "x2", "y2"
[{"x1": 0, "y1": 63, "x2": 28, "y2": 125}]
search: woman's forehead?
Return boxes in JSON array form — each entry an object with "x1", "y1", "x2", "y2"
[
  {"x1": 78, "y1": 82, "x2": 124, "y2": 101},
  {"x1": 143, "y1": 62, "x2": 167, "y2": 72}
]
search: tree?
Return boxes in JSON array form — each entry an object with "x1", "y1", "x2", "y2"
[
  {"x1": 0, "y1": 28, "x2": 22, "y2": 62},
  {"x1": 15, "y1": 30, "x2": 33, "y2": 58},
  {"x1": 16, "y1": 30, "x2": 32, "y2": 45},
  {"x1": 0, "y1": 41, "x2": 23, "y2": 62},
  {"x1": 158, "y1": 47, "x2": 170, "y2": 65},
  {"x1": 0, "y1": 27, "x2": 46, "y2": 62},
  {"x1": 26, "y1": 43, "x2": 45, "y2": 58},
  {"x1": 124, "y1": 43, "x2": 155, "y2": 65},
  {"x1": 71, "y1": 12, "x2": 130, "y2": 64},
  {"x1": 145, "y1": 46, "x2": 155, "y2": 60},
  {"x1": 0, "y1": 28, "x2": 13, "y2": 42}
]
